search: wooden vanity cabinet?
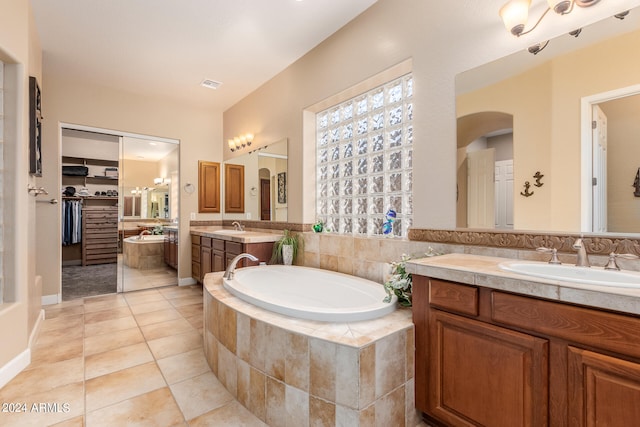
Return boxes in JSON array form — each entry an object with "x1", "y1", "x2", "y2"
[
  {"x1": 163, "y1": 229, "x2": 178, "y2": 269},
  {"x1": 190, "y1": 233, "x2": 273, "y2": 283},
  {"x1": 413, "y1": 275, "x2": 640, "y2": 427}
]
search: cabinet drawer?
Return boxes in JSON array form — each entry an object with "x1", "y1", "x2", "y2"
[
  {"x1": 492, "y1": 291, "x2": 640, "y2": 359},
  {"x1": 225, "y1": 241, "x2": 243, "y2": 255},
  {"x1": 211, "y1": 238, "x2": 225, "y2": 251},
  {"x1": 191, "y1": 234, "x2": 201, "y2": 245},
  {"x1": 192, "y1": 244, "x2": 201, "y2": 263},
  {"x1": 429, "y1": 279, "x2": 478, "y2": 317},
  {"x1": 201, "y1": 237, "x2": 212, "y2": 248}
]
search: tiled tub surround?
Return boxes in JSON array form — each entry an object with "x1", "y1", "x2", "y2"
[
  {"x1": 122, "y1": 237, "x2": 165, "y2": 270},
  {"x1": 301, "y1": 229, "x2": 640, "y2": 285},
  {"x1": 406, "y1": 253, "x2": 640, "y2": 315},
  {"x1": 204, "y1": 272, "x2": 420, "y2": 427}
]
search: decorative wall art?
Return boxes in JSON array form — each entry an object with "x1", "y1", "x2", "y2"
[
  {"x1": 29, "y1": 76, "x2": 42, "y2": 176},
  {"x1": 278, "y1": 172, "x2": 287, "y2": 204}
]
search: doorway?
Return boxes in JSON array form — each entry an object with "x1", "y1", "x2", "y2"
[
  {"x1": 59, "y1": 124, "x2": 180, "y2": 300},
  {"x1": 581, "y1": 85, "x2": 640, "y2": 233}
]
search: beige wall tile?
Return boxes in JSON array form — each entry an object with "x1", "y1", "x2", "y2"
[
  {"x1": 216, "y1": 344, "x2": 238, "y2": 396},
  {"x1": 359, "y1": 343, "x2": 376, "y2": 409},
  {"x1": 374, "y1": 385, "x2": 405, "y2": 427},
  {"x1": 249, "y1": 318, "x2": 267, "y2": 371},
  {"x1": 359, "y1": 404, "x2": 376, "y2": 427},
  {"x1": 236, "y1": 359, "x2": 250, "y2": 408},
  {"x1": 375, "y1": 331, "x2": 406, "y2": 399},
  {"x1": 320, "y1": 234, "x2": 354, "y2": 258},
  {"x1": 285, "y1": 332, "x2": 309, "y2": 392},
  {"x1": 249, "y1": 367, "x2": 267, "y2": 422},
  {"x1": 303, "y1": 233, "x2": 320, "y2": 253},
  {"x1": 285, "y1": 385, "x2": 309, "y2": 427},
  {"x1": 265, "y1": 323, "x2": 286, "y2": 381},
  {"x1": 337, "y1": 256, "x2": 354, "y2": 275},
  {"x1": 335, "y1": 345, "x2": 359, "y2": 409},
  {"x1": 336, "y1": 404, "x2": 359, "y2": 427},
  {"x1": 319, "y1": 254, "x2": 339, "y2": 272},
  {"x1": 217, "y1": 302, "x2": 237, "y2": 354},
  {"x1": 309, "y1": 395, "x2": 336, "y2": 427},
  {"x1": 406, "y1": 327, "x2": 415, "y2": 380},
  {"x1": 208, "y1": 294, "x2": 219, "y2": 339},
  {"x1": 404, "y1": 379, "x2": 422, "y2": 427},
  {"x1": 204, "y1": 332, "x2": 219, "y2": 375},
  {"x1": 266, "y1": 377, "x2": 286, "y2": 427},
  {"x1": 236, "y1": 312, "x2": 251, "y2": 362},
  {"x1": 309, "y1": 338, "x2": 336, "y2": 402}
]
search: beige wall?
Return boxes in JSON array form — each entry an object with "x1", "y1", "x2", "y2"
[
  {"x1": 0, "y1": 0, "x2": 42, "y2": 374},
  {"x1": 37, "y1": 76, "x2": 223, "y2": 297}
]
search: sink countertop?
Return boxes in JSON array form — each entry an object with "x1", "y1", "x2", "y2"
[
  {"x1": 406, "y1": 253, "x2": 640, "y2": 316},
  {"x1": 190, "y1": 226, "x2": 282, "y2": 243}
]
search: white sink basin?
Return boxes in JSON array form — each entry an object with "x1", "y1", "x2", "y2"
[
  {"x1": 212, "y1": 230, "x2": 246, "y2": 234},
  {"x1": 498, "y1": 262, "x2": 640, "y2": 288}
]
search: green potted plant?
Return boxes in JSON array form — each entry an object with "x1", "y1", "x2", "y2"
[
  {"x1": 271, "y1": 229, "x2": 301, "y2": 265},
  {"x1": 383, "y1": 248, "x2": 441, "y2": 307}
]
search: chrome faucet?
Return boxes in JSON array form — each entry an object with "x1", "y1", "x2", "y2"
[
  {"x1": 604, "y1": 252, "x2": 640, "y2": 271},
  {"x1": 223, "y1": 253, "x2": 258, "y2": 280},
  {"x1": 137, "y1": 229, "x2": 152, "y2": 240},
  {"x1": 232, "y1": 221, "x2": 244, "y2": 231},
  {"x1": 572, "y1": 238, "x2": 590, "y2": 267}
]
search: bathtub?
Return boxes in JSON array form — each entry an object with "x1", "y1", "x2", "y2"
[
  {"x1": 123, "y1": 234, "x2": 165, "y2": 269},
  {"x1": 124, "y1": 234, "x2": 165, "y2": 243},
  {"x1": 222, "y1": 265, "x2": 396, "y2": 322}
]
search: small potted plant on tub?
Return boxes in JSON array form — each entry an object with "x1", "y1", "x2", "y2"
[{"x1": 271, "y1": 229, "x2": 300, "y2": 265}]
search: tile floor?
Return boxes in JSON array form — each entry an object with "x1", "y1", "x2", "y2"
[
  {"x1": 119, "y1": 254, "x2": 178, "y2": 292},
  {"x1": 0, "y1": 285, "x2": 267, "y2": 426}
]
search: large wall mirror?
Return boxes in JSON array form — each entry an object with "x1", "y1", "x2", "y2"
[
  {"x1": 121, "y1": 136, "x2": 179, "y2": 220},
  {"x1": 222, "y1": 138, "x2": 288, "y2": 222},
  {"x1": 456, "y1": 8, "x2": 640, "y2": 234}
]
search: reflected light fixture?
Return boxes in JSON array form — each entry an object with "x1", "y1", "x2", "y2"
[
  {"x1": 500, "y1": 0, "x2": 601, "y2": 37},
  {"x1": 227, "y1": 133, "x2": 254, "y2": 152}
]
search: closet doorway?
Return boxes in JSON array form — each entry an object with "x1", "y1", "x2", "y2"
[{"x1": 60, "y1": 125, "x2": 180, "y2": 300}]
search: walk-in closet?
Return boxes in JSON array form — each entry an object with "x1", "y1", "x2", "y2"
[{"x1": 60, "y1": 128, "x2": 180, "y2": 300}]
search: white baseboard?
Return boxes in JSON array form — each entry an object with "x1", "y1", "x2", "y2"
[
  {"x1": 41, "y1": 293, "x2": 61, "y2": 306},
  {"x1": 178, "y1": 277, "x2": 197, "y2": 286},
  {"x1": 0, "y1": 348, "x2": 30, "y2": 389}
]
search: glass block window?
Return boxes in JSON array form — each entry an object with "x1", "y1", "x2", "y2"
[{"x1": 316, "y1": 74, "x2": 413, "y2": 238}]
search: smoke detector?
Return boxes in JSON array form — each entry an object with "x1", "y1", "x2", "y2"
[{"x1": 200, "y1": 79, "x2": 222, "y2": 90}]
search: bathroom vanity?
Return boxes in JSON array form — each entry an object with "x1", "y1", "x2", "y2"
[
  {"x1": 190, "y1": 227, "x2": 280, "y2": 283},
  {"x1": 407, "y1": 254, "x2": 640, "y2": 427}
]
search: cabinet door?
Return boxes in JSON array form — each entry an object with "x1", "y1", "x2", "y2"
[
  {"x1": 198, "y1": 161, "x2": 220, "y2": 213},
  {"x1": 212, "y1": 250, "x2": 225, "y2": 272},
  {"x1": 201, "y1": 246, "x2": 212, "y2": 281},
  {"x1": 428, "y1": 310, "x2": 549, "y2": 427},
  {"x1": 568, "y1": 346, "x2": 640, "y2": 426}
]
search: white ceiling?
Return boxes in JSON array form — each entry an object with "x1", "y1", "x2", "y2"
[{"x1": 30, "y1": 0, "x2": 378, "y2": 111}]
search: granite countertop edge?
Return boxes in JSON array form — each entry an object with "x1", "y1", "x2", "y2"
[{"x1": 406, "y1": 253, "x2": 640, "y2": 316}]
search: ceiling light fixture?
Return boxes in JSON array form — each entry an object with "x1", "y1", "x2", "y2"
[
  {"x1": 227, "y1": 133, "x2": 254, "y2": 153},
  {"x1": 499, "y1": 0, "x2": 601, "y2": 37}
]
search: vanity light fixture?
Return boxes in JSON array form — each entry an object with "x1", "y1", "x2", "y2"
[
  {"x1": 228, "y1": 133, "x2": 254, "y2": 152},
  {"x1": 500, "y1": 0, "x2": 601, "y2": 37}
]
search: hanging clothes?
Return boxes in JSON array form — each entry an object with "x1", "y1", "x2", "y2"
[{"x1": 62, "y1": 199, "x2": 82, "y2": 245}]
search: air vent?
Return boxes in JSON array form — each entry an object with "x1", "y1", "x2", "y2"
[{"x1": 200, "y1": 79, "x2": 222, "y2": 90}]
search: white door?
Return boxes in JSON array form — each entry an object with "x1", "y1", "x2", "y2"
[
  {"x1": 467, "y1": 148, "x2": 495, "y2": 228},
  {"x1": 495, "y1": 159, "x2": 514, "y2": 229},
  {"x1": 592, "y1": 105, "x2": 608, "y2": 233}
]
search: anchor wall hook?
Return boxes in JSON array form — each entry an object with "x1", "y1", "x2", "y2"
[
  {"x1": 533, "y1": 171, "x2": 544, "y2": 187},
  {"x1": 520, "y1": 181, "x2": 534, "y2": 197}
]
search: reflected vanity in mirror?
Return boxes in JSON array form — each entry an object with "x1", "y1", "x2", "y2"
[
  {"x1": 222, "y1": 138, "x2": 288, "y2": 222},
  {"x1": 456, "y1": 8, "x2": 640, "y2": 234}
]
